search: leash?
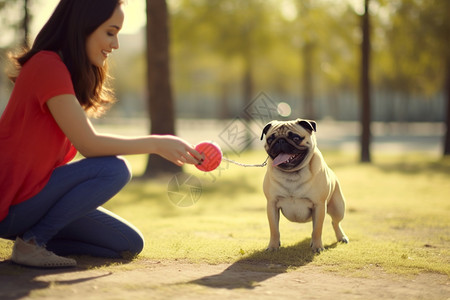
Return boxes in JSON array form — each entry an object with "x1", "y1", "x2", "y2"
[{"x1": 222, "y1": 156, "x2": 269, "y2": 168}]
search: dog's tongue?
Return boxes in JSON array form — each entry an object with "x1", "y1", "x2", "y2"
[{"x1": 272, "y1": 153, "x2": 293, "y2": 166}]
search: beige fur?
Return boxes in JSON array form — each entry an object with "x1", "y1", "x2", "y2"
[{"x1": 262, "y1": 119, "x2": 349, "y2": 253}]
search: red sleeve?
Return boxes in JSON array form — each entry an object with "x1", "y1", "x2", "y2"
[{"x1": 27, "y1": 51, "x2": 76, "y2": 112}]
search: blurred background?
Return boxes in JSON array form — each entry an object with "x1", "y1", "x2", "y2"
[{"x1": 0, "y1": 0, "x2": 449, "y2": 170}]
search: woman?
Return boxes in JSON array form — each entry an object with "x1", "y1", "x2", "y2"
[{"x1": 0, "y1": 0, "x2": 203, "y2": 268}]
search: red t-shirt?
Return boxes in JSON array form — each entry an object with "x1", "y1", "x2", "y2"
[{"x1": 0, "y1": 51, "x2": 77, "y2": 221}]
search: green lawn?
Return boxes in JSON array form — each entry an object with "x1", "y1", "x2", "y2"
[{"x1": 1, "y1": 151, "x2": 449, "y2": 276}]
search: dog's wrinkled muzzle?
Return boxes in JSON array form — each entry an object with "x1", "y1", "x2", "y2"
[{"x1": 269, "y1": 138, "x2": 308, "y2": 169}]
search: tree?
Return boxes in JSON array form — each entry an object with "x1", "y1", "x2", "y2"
[
  {"x1": 439, "y1": 2, "x2": 450, "y2": 155},
  {"x1": 298, "y1": 0, "x2": 316, "y2": 120},
  {"x1": 0, "y1": 0, "x2": 32, "y2": 109},
  {"x1": 149, "y1": 0, "x2": 447, "y2": 133},
  {"x1": 207, "y1": 0, "x2": 274, "y2": 114},
  {"x1": 0, "y1": 0, "x2": 31, "y2": 47},
  {"x1": 360, "y1": 0, "x2": 371, "y2": 163},
  {"x1": 143, "y1": 0, "x2": 181, "y2": 177},
  {"x1": 445, "y1": 58, "x2": 450, "y2": 155},
  {"x1": 21, "y1": 0, "x2": 30, "y2": 47},
  {"x1": 373, "y1": 0, "x2": 450, "y2": 155},
  {"x1": 171, "y1": 0, "x2": 275, "y2": 117}
]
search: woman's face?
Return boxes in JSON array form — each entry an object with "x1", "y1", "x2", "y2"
[{"x1": 86, "y1": 5, "x2": 124, "y2": 67}]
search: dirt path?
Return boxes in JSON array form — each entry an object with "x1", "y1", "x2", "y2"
[{"x1": 0, "y1": 258, "x2": 448, "y2": 300}]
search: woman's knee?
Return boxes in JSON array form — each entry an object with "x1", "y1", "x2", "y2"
[
  {"x1": 120, "y1": 228, "x2": 145, "y2": 259},
  {"x1": 98, "y1": 156, "x2": 132, "y2": 186}
]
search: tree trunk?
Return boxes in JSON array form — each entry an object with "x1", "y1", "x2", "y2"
[
  {"x1": 0, "y1": 0, "x2": 31, "y2": 47},
  {"x1": 302, "y1": 42, "x2": 315, "y2": 119},
  {"x1": 22, "y1": 0, "x2": 30, "y2": 47},
  {"x1": 242, "y1": 60, "x2": 253, "y2": 120},
  {"x1": 242, "y1": 24, "x2": 254, "y2": 121},
  {"x1": 143, "y1": 0, "x2": 181, "y2": 177},
  {"x1": 360, "y1": 0, "x2": 372, "y2": 163},
  {"x1": 444, "y1": 57, "x2": 450, "y2": 155},
  {"x1": 218, "y1": 80, "x2": 231, "y2": 119},
  {"x1": 299, "y1": 0, "x2": 315, "y2": 120}
]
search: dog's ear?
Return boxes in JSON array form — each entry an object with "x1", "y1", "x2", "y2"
[
  {"x1": 296, "y1": 119, "x2": 317, "y2": 132},
  {"x1": 261, "y1": 122, "x2": 273, "y2": 140}
]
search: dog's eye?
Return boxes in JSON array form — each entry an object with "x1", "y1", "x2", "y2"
[
  {"x1": 292, "y1": 135, "x2": 304, "y2": 144},
  {"x1": 267, "y1": 135, "x2": 275, "y2": 144}
]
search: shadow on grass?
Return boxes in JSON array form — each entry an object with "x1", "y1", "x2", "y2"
[{"x1": 190, "y1": 238, "x2": 336, "y2": 290}]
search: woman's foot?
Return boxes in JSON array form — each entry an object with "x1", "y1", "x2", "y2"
[{"x1": 11, "y1": 237, "x2": 76, "y2": 268}]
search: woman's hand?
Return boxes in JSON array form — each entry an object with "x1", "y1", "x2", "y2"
[{"x1": 151, "y1": 135, "x2": 203, "y2": 166}]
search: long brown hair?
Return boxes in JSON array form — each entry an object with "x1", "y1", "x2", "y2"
[{"x1": 9, "y1": 0, "x2": 124, "y2": 117}]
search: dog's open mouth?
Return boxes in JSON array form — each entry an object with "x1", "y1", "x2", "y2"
[
  {"x1": 272, "y1": 150, "x2": 308, "y2": 169},
  {"x1": 273, "y1": 153, "x2": 298, "y2": 166}
]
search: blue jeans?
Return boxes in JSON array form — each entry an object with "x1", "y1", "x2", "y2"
[{"x1": 0, "y1": 156, "x2": 144, "y2": 259}]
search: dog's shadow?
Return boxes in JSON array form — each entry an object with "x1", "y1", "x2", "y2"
[{"x1": 190, "y1": 238, "x2": 337, "y2": 290}]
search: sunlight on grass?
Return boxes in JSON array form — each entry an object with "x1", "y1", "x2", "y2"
[{"x1": 1, "y1": 151, "x2": 449, "y2": 277}]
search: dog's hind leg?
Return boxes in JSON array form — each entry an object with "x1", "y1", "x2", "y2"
[{"x1": 327, "y1": 181, "x2": 349, "y2": 244}]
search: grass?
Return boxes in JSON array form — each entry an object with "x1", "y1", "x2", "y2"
[{"x1": 1, "y1": 150, "x2": 449, "y2": 277}]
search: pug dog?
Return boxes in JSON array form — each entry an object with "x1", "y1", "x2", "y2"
[{"x1": 261, "y1": 118, "x2": 349, "y2": 253}]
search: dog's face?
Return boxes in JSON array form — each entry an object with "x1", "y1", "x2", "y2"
[{"x1": 261, "y1": 119, "x2": 317, "y2": 172}]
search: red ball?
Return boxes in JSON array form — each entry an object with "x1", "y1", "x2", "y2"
[{"x1": 195, "y1": 142, "x2": 222, "y2": 172}]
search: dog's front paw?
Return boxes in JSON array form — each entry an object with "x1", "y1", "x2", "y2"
[
  {"x1": 310, "y1": 240, "x2": 324, "y2": 253},
  {"x1": 266, "y1": 241, "x2": 281, "y2": 251},
  {"x1": 311, "y1": 246, "x2": 324, "y2": 253},
  {"x1": 339, "y1": 236, "x2": 349, "y2": 244},
  {"x1": 265, "y1": 246, "x2": 279, "y2": 252}
]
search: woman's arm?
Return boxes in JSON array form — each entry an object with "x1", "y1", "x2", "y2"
[{"x1": 47, "y1": 94, "x2": 202, "y2": 166}]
